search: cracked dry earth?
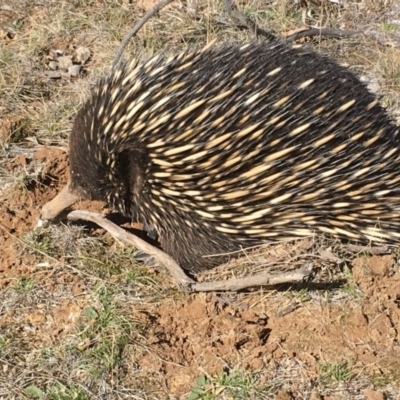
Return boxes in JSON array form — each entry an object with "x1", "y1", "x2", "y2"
[{"x1": 0, "y1": 149, "x2": 400, "y2": 398}]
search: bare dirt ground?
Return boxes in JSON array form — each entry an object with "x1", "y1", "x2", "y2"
[{"x1": 1, "y1": 1, "x2": 400, "y2": 399}]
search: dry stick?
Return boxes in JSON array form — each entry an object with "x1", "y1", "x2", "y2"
[
  {"x1": 223, "y1": 0, "x2": 360, "y2": 43},
  {"x1": 112, "y1": 0, "x2": 175, "y2": 68},
  {"x1": 222, "y1": 0, "x2": 277, "y2": 41},
  {"x1": 285, "y1": 28, "x2": 361, "y2": 42},
  {"x1": 67, "y1": 210, "x2": 194, "y2": 288},
  {"x1": 344, "y1": 244, "x2": 390, "y2": 255},
  {"x1": 192, "y1": 265, "x2": 313, "y2": 292},
  {"x1": 67, "y1": 210, "x2": 314, "y2": 292}
]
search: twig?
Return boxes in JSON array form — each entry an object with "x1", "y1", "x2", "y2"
[
  {"x1": 344, "y1": 244, "x2": 390, "y2": 255},
  {"x1": 112, "y1": 0, "x2": 175, "y2": 68},
  {"x1": 192, "y1": 264, "x2": 313, "y2": 292},
  {"x1": 222, "y1": 0, "x2": 277, "y2": 41},
  {"x1": 222, "y1": 0, "x2": 360, "y2": 44},
  {"x1": 67, "y1": 210, "x2": 194, "y2": 288},
  {"x1": 285, "y1": 28, "x2": 361, "y2": 42},
  {"x1": 67, "y1": 210, "x2": 314, "y2": 292},
  {"x1": 277, "y1": 302, "x2": 302, "y2": 317}
]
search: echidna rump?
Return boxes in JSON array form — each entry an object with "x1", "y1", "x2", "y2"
[{"x1": 41, "y1": 41, "x2": 400, "y2": 272}]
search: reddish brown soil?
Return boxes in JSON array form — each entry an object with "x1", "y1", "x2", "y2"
[
  {"x1": 129, "y1": 258, "x2": 400, "y2": 396},
  {"x1": 1, "y1": 148, "x2": 63, "y2": 287},
  {"x1": 1, "y1": 152, "x2": 400, "y2": 398},
  {"x1": 0, "y1": 147, "x2": 104, "y2": 289}
]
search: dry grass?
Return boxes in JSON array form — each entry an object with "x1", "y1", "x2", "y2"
[{"x1": 1, "y1": 0, "x2": 400, "y2": 399}]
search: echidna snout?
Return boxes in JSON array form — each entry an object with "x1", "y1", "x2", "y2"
[{"x1": 40, "y1": 185, "x2": 81, "y2": 220}]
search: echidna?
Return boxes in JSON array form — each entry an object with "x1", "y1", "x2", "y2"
[{"x1": 40, "y1": 41, "x2": 400, "y2": 272}]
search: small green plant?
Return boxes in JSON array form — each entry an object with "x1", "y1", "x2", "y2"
[
  {"x1": 0, "y1": 48, "x2": 14, "y2": 69},
  {"x1": 74, "y1": 285, "x2": 132, "y2": 378},
  {"x1": 295, "y1": 288, "x2": 311, "y2": 303},
  {"x1": 24, "y1": 231, "x2": 55, "y2": 254},
  {"x1": 189, "y1": 371, "x2": 262, "y2": 400},
  {"x1": 380, "y1": 22, "x2": 397, "y2": 32},
  {"x1": 320, "y1": 361, "x2": 354, "y2": 383},
  {"x1": 286, "y1": 287, "x2": 312, "y2": 303},
  {"x1": 25, "y1": 382, "x2": 90, "y2": 399},
  {"x1": 372, "y1": 371, "x2": 400, "y2": 387},
  {"x1": 8, "y1": 118, "x2": 30, "y2": 143},
  {"x1": 25, "y1": 385, "x2": 45, "y2": 399},
  {"x1": 189, "y1": 375, "x2": 213, "y2": 400},
  {"x1": 14, "y1": 276, "x2": 35, "y2": 292},
  {"x1": 7, "y1": 18, "x2": 24, "y2": 30},
  {"x1": 0, "y1": 335, "x2": 7, "y2": 352},
  {"x1": 340, "y1": 282, "x2": 361, "y2": 296},
  {"x1": 78, "y1": 245, "x2": 129, "y2": 278},
  {"x1": 215, "y1": 371, "x2": 261, "y2": 399},
  {"x1": 47, "y1": 381, "x2": 90, "y2": 400}
]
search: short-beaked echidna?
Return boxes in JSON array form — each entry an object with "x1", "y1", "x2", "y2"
[{"x1": 41, "y1": 41, "x2": 400, "y2": 272}]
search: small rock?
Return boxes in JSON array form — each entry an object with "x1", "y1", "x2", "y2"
[
  {"x1": 57, "y1": 55, "x2": 73, "y2": 70},
  {"x1": 44, "y1": 71, "x2": 62, "y2": 79},
  {"x1": 0, "y1": 27, "x2": 15, "y2": 40},
  {"x1": 61, "y1": 71, "x2": 72, "y2": 79},
  {"x1": 48, "y1": 61, "x2": 58, "y2": 70},
  {"x1": 310, "y1": 390, "x2": 322, "y2": 400},
  {"x1": 363, "y1": 387, "x2": 385, "y2": 400},
  {"x1": 367, "y1": 81, "x2": 381, "y2": 94},
  {"x1": 275, "y1": 389, "x2": 292, "y2": 400},
  {"x1": 68, "y1": 64, "x2": 81, "y2": 77},
  {"x1": 74, "y1": 46, "x2": 91, "y2": 64},
  {"x1": 319, "y1": 247, "x2": 342, "y2": 263},
  {"x1": 359, "y1": 75, "x2": 381, "y2": 94},
  {"x1": 51, "y1": 49, "x2": 64, "y2": 58}
]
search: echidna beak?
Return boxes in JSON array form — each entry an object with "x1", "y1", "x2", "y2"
[{"x1": 39, "y1": 184, "x2": 81, "y2": 221}]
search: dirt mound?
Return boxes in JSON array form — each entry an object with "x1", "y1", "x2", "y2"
[
  {"x1": 0, "y1": 148, "x2": 65, "y2": 287},
  {"x1": 127, "y1": 261, "x2": 400, "y2": 397},
  {"x1": 132, "y1": 294, "x2": 269, "y2": 394},
  {"x1": 0, "y1": 147, "x2": 105, "y2": 289}
]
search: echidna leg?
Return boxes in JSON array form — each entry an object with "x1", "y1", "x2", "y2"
[{"x1": 40, "y1": 184, "x2": 81, "y2": 220}]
